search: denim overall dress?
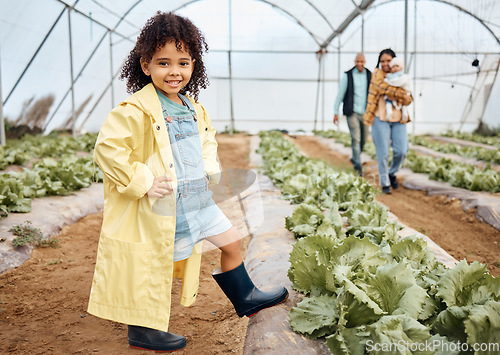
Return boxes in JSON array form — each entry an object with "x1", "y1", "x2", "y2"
[{"x1": 157, "y1": 91, "x2": 232, "y2": 262}]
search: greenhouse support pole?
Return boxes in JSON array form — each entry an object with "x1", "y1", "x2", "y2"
[
  {"x1": 336, "y1": 38, "x2": 341, "y2": 131},
  {"x1": 228, "y1": 53, "x2": 234, "y2": 134},
  {"x1": 109, "y1": 30, "x2": 115, "y2": 109},
  {"x1": 313, "y1": 50, "x2": 324, "y2": 131},
  {"x1": 337, "y1": 38, "x2": 341, "y2": 89},
  {"x1": 44, "y1": 29, "x2": 109, "y2": 130},
  {"x1": 404, "y1": 0, "x2": 408, "y2": 71},
  {"x1": 412, "y1": 0, "x2": 417, "y2": 137},
  {"x1": 321, "y1": 50, "x2": 326, "y2": 131},
  {"x1": 79, "y1": 67, "x2": 122, "y2": 130},
  {"x1": 361, "y1": 12, "x2": 365, "y2": 53},
  {"x1": 68, "y1": 6, "x2": 76, "y2": 136},
  {"x1": 4, "y1": 8, "x2": 66, "y2": 106},
  {"x1": 228, "y1": 0, "x2": 235, "y2": 134},
  {"x1": 0, "y1": 45, "x2": 5, "y2": 146}
]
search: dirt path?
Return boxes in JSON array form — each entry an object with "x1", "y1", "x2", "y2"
[
  {"x1": 0, "y1": 134, "x2": 251, "y2": 355},
  {"x1": 289, "y1": 134, "x2": 500, "y2": 276}
]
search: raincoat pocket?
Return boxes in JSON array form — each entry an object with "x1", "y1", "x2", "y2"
[
  {"x1": 92, "y1": 235, "x2": 153, "y2": 310},
  {"x1": 151, "y1": 193, "x2": 176, "y2": 216}
]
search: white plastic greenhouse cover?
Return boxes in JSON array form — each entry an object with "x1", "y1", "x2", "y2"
[{"x1": 0, "y1": 0, "x2": 499, "y2": 138}]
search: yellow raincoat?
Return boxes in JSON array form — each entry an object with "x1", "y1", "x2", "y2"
[{"x1": 87, "y1": 83, "x2": 221, "y2": 332}]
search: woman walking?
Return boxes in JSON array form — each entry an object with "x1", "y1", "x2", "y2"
[{"x1": 363, "y1": 49, "x2": 413, "y2": 194}]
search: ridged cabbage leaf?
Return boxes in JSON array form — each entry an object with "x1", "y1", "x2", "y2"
[
  {"x1": 436, "y1": 261, "x2": 498, "y2": 308},
  {"x1": 325, "y1": 326, "x2": 368, "y2": 355},
  {"x1": 432, "y1": 261, "x2": 500, "y2": 343},
  {"x1": 259, "y1": 131, "x2": 500, "y2": 353},
  {"x1": 464, "y1": 300, "x2": 500, "y2": 353},
  {"x1": 325, "y1": 236, "x2": 386, "y2": 292},
  {"x1": 289, "y1": 294, "x2": 339, "y2": 338},
  {"x1": 363, "y1": 262, "x2": 430, "y2": 319},
  {"x1": 288, "y1": 234, "x2": 341, "y2": 294},
  {"x1": 364, "y1": 315, "x2": 433, "y2": 355}
]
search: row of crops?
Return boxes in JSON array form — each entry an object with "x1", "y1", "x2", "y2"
[
  {"x1": 0, "y1": 133, "x2": 102, "y2": 218},
  {"x1": 410, "y1": 136, "x2": 499, "y2": 165},
  {"x1": 314, "y1": 130, "x2": 500, "y2": 193},
  {"x1": 441, "y1": 130, "x2": 500, "y2": 149},
  {"x1": 1, "y1": 129, "x2": 495, "y2": 220},
  {"x1": 258, "y1": 131, "x2": 499, "y2": 355}
]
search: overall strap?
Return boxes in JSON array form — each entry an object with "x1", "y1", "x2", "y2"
[
  {"x1": 178, "y1": 94, "x2": 198, "y2": 121},
  {"x1": 160, "y1": 94, "x2": 197, "y2": 122},
  {"x1": 160, "y1": 103, "x2": 173, "y2": 123}
]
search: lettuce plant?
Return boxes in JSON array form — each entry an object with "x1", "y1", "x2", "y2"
[{"x1": 258, "y1": 131, "x2": 500, "y2": 354}]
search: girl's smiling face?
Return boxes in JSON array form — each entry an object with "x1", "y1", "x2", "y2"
[{"x1": 140, "y1": 40, "x2": 195, "y2": 104}]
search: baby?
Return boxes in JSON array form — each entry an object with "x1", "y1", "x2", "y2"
[{"x1": 384, "y1": 57, "x2": 411, "y2": 122}]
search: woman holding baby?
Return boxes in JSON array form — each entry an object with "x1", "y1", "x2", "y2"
[{"x1": 363, "y1": 49, "x2": 413, "y2": 194}]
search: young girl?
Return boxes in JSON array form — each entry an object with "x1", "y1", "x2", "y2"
[{"x1": 87, "y1": 11, "x2": 288, "y2": 352}]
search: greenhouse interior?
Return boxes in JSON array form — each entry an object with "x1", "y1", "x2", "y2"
[
  {"x1": 1, "y1": 0, "x2": 499, "y2": 137},
  {"x1": 1, "y1": 0, "x2": 500, "y2": 354}
]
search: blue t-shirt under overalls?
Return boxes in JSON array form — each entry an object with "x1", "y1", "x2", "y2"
[{"x1": 156, "y1": 90, "x2": 232, "y2": 262}]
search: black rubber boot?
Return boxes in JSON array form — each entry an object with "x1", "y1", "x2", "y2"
[
  {"x1": 212, "y1": 262, "x2": 289, "y2": 317},
  {"x1": 128, "y1": 325, "x2": 186, "y2": 352},
  {"x1": 389, "y1": 174, "x2": 399, "y2": 189}
]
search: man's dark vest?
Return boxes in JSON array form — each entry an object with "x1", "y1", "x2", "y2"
[{"x1": 342, "y1": 67, "x2": 372, "y2": 116}]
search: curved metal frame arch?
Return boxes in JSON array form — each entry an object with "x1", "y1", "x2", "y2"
[
  {"x1": 425, "y1": 0, "x2": 499, "y2": 46},
  {"x1": 112, "y1": 0, "x2": 142, "y2": 31},
  {"x1": 5, "y1": 0, "x2": 139, "y2": 131},
  {"x1": 35, "y1": 0, "x2": 500, "y2": 133},
  {"x1": 44, "y1": 0, "x2": 139, "y2": 130},
  {"x1": 87, "y1": 0, "x2": 333, "y2": 134},
  {"x1": 111, "y1": 0, "x2": 500, "y2": 51},
  {"x1": 367, "y1": 0, "x2": 500, "y2": 46},
  {"x1": 111, "y1": 0, "x2": 330, "y2": 48},
  {"x1": 319, "y1": 0, "x2": 376, "y2": 49},
  {"x1": 302, "y1": 0, "x2": 335, "y2": 31},
  {"x1": 364, "y1": 0, "x2": 500, "y2": 133},
  {"x1": 170, "y1": 0, "x2": 328, "y2": 46}
]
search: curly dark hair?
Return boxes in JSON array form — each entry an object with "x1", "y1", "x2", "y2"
[{"x1": 120, "y1": 11, "x2": 209, "y2": 100}]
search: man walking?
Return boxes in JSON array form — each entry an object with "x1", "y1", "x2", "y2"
[{"x1": 333, "y1": 53, "x2": 372, "y2": 176}]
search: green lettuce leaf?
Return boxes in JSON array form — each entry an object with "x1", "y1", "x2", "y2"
[
  {"x1": 325, "y1": 326, "x2": 368, "y2": 355},
  {"x1": 364, "y1": 315, "x2": 433, "y2": 355},
  {"x1": 362, "y1": 261, "x2": 430, "y2": 319},
  {"x1": 390, "y1": 237, "x2": 437, "y2": 267},
  {"x1": 464, "y1": 300, "x2": 500, "y2": 353},
  {"x1": 288, "y1": 234, "x2": 341, "y2": 294},
  {"x1": 432, "y1": 305, "x2": 471, "y2": 342},
  {"x1": 285, "y1": 203, "x2": 324, "y2": 238},
  {"x1": 427, "y1": 334, "x2": 460, "y2": 355},
  {"x1": 436, "y1": 260, "x2": 496, "y2": 307},
  {"x1": 325, "y1": 236, "x2": 386, "y2": 292},
  {"x1": 335, "y1": 282, "x2": 386, "y2": 327},
  {"x1": 289, "y1": 294, "x2": 339, "y2": 338},
  {"x1": 344, "y1": 200, "x2": 389, "y2": 228}
]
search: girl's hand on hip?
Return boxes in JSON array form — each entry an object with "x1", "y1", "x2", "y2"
[{"x1": 147, "y1": 176, "x2": 174, "y2": 198}]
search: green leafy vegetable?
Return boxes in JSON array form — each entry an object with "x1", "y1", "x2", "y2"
[{"x1": 259, "y1": 131, "x2": 500, "y2": 354}]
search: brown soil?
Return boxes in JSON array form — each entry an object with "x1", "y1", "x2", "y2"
[
  {"x1": 0, "y1": 134, "x2": 251, "y2": 355},
  {"x1": 290, "y1": 134, "x2": 500, "y2": 276}
]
